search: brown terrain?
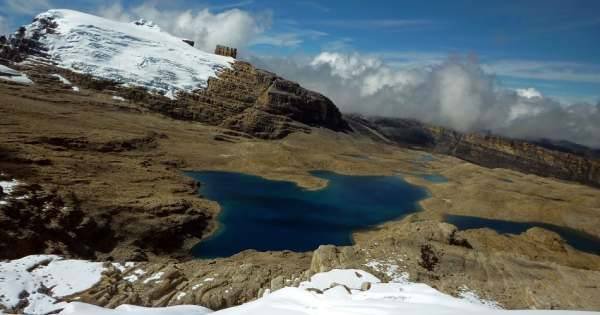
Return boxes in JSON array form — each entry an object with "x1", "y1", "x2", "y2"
[{"x1": 1, "y1": 58, "x2": 600, "y2": 313}]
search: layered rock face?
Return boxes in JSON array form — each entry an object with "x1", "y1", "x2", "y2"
[
  {"x1": 129, "y1": 61, "x2": 349, "y2": 139},
  {"x1": 346, "y1": 115, "x2": 600, "y2": 188}
]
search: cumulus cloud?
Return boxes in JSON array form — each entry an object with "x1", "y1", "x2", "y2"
[
  {"x1": 97, "y1": 2, "x2": 269, "y2": 52},
  {"x1": 251, "y1": 52, "x2": 600, "y2": 148},
  {"x1": 516, "y1": 87, "x2": 543, "y2": 99}
]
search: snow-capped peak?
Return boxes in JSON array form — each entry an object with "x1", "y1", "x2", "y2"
[{"x1": 24, "y1": 9, "x2": 233, "y2": 98}]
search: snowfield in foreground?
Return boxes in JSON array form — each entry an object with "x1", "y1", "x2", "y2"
[
  {"x1": 0, "y1": 255, "x2": 104, "y2": 314},
  {"x1": 24, "y1": 9, "x2": 233, "y2": 99},
  {"x1": 55, "y1": 268, "x2": 600, "y2": 315},
  {"x1": 1, "y1": 259, "x2": 595, "y2": 315}
]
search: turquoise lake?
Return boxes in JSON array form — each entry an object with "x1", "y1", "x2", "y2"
[{"x1": 188, "y1": 170, "x2": 428, "y2": 258}]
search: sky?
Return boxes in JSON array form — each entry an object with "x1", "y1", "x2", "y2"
[{"x1": 1, "y1": 0, "x2": 600, "y2": 146}]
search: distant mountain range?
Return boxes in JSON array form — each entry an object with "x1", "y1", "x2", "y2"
[{"x1": 345, "y1": 115, "x2": 600, "y2": 187}]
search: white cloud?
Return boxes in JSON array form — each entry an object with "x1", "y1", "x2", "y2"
[
  {"x1": 96, "y1": 2, "x2": 270, "y2": 52},
  {"x1": 376, "y1": 51, "x2": 447, "y2": 68},
  {"x1": 97, "y1": 2, "x2": 130, "y2": 22},
  {"x1": 252, "y1": 29, "x2": 326, "y2": 48},
  {"x1": 134, "y1": 3, "x2": 268, "y2": 51},
  {"x1": 483, "y1": 60, "x2": 600, "y2": 83},
  {"x1": 253, "y1": 52, "x2": 600, "y2": 148},
  {"x1": 311, "y1": 52, "x2": 382, "y2": 79},
  {"x1": 434, "y1": 63, "x2": 484, "y2": 131},
  {"x1": 516, "y1": 88, "x2": 543, "y2": 99},
  {"x1": 313, "y1": 19, "x2": 435, "y2": 29},
  {"x1": 252, "y1": 33, "x2": 303, "y2": 47},
  {"x1": 96, "y1": 2, "x2": 317, "y2": 51},
  {"x1": 3, "y1": 0, "x2": 52, "y2": 15},
  {"x1": 507, "y1": 102, "x2": 543, "y2": 122},
  {"x1": 208, "y1": 0, "x2": 255, "y2": 11}
]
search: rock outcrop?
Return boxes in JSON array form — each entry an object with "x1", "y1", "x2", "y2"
[
  {"x1": 346, "y1": 115, "x2": 600, "y2": 188},
  {"x1": 76, "y1": 250, "x2": 311, "y2": 311},
  {"x1": 142, "y1": 61, "x2": 349, "y2": 139},
  {"x1": 0, "y1": 182, "x2": 115, "y2": 259},
  {"x1": 64, "y1": 214, "x2": 600, "y2": 311}
]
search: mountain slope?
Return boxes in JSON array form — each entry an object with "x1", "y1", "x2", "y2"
[
  {"x1": 3, "y1": 9, "x2": 348, "y2": 139},
  {"x1": 346, "y1": 115, "x2": 600, "y2": 188},
  {"x1": 23, "y1": 9, "x2": 233, "y2": 98}
]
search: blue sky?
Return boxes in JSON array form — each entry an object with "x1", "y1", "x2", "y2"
[{"x1": 1, "y1": 0, "x2": 599, "y2": 103}]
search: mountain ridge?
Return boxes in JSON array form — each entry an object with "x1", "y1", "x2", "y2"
[{"x1": 345, "y1": 114, "x2": 600, "y2": 187}]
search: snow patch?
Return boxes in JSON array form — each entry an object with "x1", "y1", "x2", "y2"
[
  {"x1": 365, "y1": 260, "x2": 410, "y2": 283},
  {"x1": 0, "y1": 178, "x2": 20, "y2": 195},
  {"x1": 0, "y1": 177, "x2": 21, "y2": 206},
  {"x1": 0, "y1": 64, "x2": 33, "y2": 85},
  {"x1": 143, "y1": 272, "x2": 164, "y2": 284},
  {"x1": 0, "y1": 255, "x2": 104, "y2": 314},
  {"x1": 298, "y1": 269, "x2": 380, "y2": 291},
  {"x1": 458, "y1": 286, "x2": 502, "y2": 309},
  {"x1": 59, "y1": 302, "x2": 212, "y2": 315},
  {"x1": 111, "y1": 262, "x2": 135, "y2": 273},
  {"x1": 51, "y1": 74, "x2": 72, "y2": 85},
  {"x1": 123, "y1": 269, "x2": 146, "y2": 283},
  {"x1": 112, "y1": 95, "x2": 126, "y2": 101},
  {"x1": 25, "y1": 9, "x2": 233, "y2": 99}
]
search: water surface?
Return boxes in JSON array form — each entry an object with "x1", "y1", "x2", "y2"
[
  {"x1": 446, "y1": 215, "x2": 600, "y2": 255},
  {"x1": 422, "y1": 174, "x2": 448, "y2": 183},
  {"x1": 188, "y1": 170, "x2": 428, "y2": 258}
]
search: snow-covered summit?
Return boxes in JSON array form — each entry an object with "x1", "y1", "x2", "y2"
[{"x1": 24, "y1": 9, "x2": 233, "y2": 98}]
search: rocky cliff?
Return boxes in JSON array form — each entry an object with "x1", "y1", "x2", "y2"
[
  {"x1": 143, "y1": 61, "x2": 349, "y2": 139},
  {"x1": 346, "y1": 115, "x2": 600, "y2": 188}
]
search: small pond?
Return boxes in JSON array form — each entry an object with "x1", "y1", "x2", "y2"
[{"x1": 187, "y1": 170, "x2": 429, "y2": 258}]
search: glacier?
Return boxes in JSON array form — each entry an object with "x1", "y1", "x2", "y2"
[{"x1": 23, "y1": 9, "x2": 233, "y2": 99}]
